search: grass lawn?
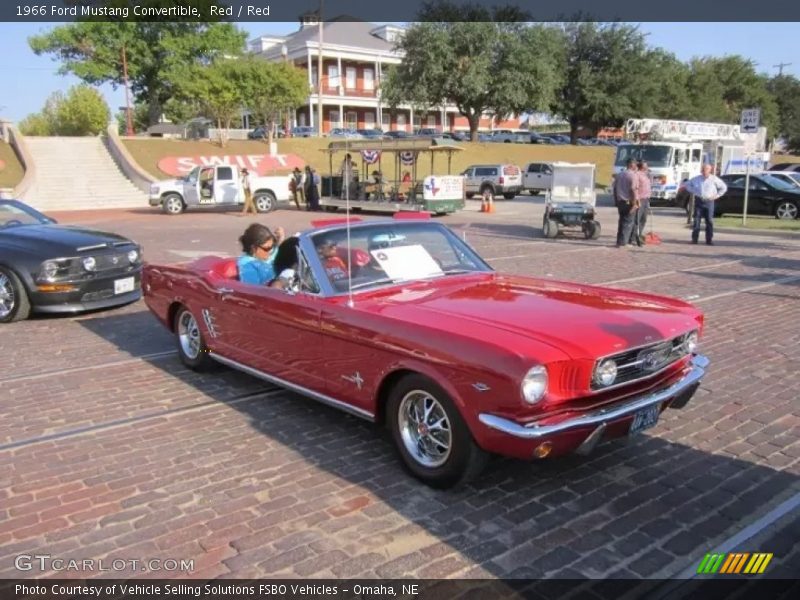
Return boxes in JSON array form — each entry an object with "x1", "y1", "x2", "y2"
[
  {"x1": 0, "y1": 141, "x2": 24, "y2": 189},
  {"x1": 715, "y1": 215, "x2": 800, "y2": 231},
  {"x1": 122, "y1": 137, "x2": 617, "y2": 187}
]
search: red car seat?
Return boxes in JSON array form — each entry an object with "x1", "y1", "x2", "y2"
[{"x1": 210, "y1": 258, "x2": 239, "y2": 280}]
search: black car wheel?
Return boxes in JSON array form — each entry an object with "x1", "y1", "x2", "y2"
[
  {"x1": 543, "y1": 218, "x2": 559, "y2": 238},
  {"x1": 387, "y1": 374, "x2": 488, "y2": 488},
  {"x1": 0, "y1": 267, "x2": 30, "y2": 323},
  {"x1": 255, "y1": 191, "x2": 277, "y2": 213},
  {"x1": 479, "y1": 184, "x2": 494, "y2": 197},
  {"x1": 584, "y1": 220, "x2": 601, "y2": 240},
  {"x1": 503, "y1": 192, "x2": 516, "y2": 200},
  {"x1": 775, "y1": 200, "x2": 799, "y2": 220},
  {"x1": 465, "y1": 193, "x2": 474, "y2": 199},
  {"x1": 174, "y1": 307, "x2": 214, "y2": 371},
  {"x1": 162, "y1": 194, "x2": 185, "y2": 215}
]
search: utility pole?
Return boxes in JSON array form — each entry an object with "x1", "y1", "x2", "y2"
[
  {"x1": 317, "y1": 0, "x2": 324, "y2": 138},
  {"x1": 773, "y1": 62, "x2": 792, "y2": 76},
  {"x1": 121, "y1": 44, "x2": 134, "y2": 136}
]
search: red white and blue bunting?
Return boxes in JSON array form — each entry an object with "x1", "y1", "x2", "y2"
[
  {"x1": 400, "y1": 151, "x2": 417, "y2": 166},
  {"x1": 361, "y1": 149, "x2": 381, "y2": 164}
]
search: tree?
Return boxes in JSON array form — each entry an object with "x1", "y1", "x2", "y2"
[
  {"x1": 19, "y1": 86, "x2": 109, "y2": 136},
  {"x1": 29, "y1": 18, "x2": 246, "y2": 126},
  {"x1": 551, "y1": 22, "x2": 656, "y2": 142},
  {"x1": 767, "y1": 75, "x2": 800, "y2": 152},
  {"x1": 238, "y1": 57, "x2": 309, "y2": 145},
  {"x1": 175, "y1": 59, "x2": 246, "y2": 146},
  {"x1": 382, "y1": 2, "x2": 563, "y2": 141}
]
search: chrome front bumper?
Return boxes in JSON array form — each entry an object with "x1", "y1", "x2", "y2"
[{"x1": 478, "y1": 354, "x2": 709, "y2": 441}]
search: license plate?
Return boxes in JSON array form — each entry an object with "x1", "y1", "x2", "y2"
[
  {"x1": 629, "y1": 404, "x2": 660, "y2": 436},
  {"x1": 114, "y1": 277, "x2": 135, "y2": 295}
]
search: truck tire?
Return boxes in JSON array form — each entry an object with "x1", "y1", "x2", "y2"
[
  {"x1": 502, "y1": 192, "x2": 516, "y2": 200},
  {"x1": 479, "y1": 184, "x2": 494, "y2": 197},
  {"x1": 162, "y1": 194, "x2": 185, "y2": 215},
  {"x1": 254, "y1": 191, "x2": 277, "y2": 213}
]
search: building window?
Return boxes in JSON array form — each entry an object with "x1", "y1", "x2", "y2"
[
  {"x1": 363, "y1": 68, "x2": 374, "y2": 91},
  {"x1": 329, "y1": 110, "x2": 340, "y2": 128},
  {"x1": 345, "y1": 67, "x2": 357, "y2": 90},
  {"x1": 346, "y1": 111, "x2": 357, "y2": 129},
  {"x1": 426, "y1": 115, "x2": 436, "y2": 128},
  {"x1": 381, "y1": 113, "x2": 390, "y2": 130},
  {"x1": 364, "y1": 112, "x2": 375, "y2": 128},
  {"x1": 397, "y1": 114, "x2": 406, "y2": 131},
  {"x1": 327, "y1": 65, "x2": 339, "y2": 90},
  {"x1": 311, "y1": 67, "x2": 318, "y2": 88},
  {"x1": 299, "y1": 113, "x2": 307, "y2": 127}
]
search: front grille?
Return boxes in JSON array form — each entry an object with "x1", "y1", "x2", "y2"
[
  {"x1": 592, "y1": 332, "x2": 692, "y2": 390},
  {"x1": 81, "y1": 289, "x2": 115, "y2": 302}
]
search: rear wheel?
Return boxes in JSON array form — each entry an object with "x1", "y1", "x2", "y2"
[
  {"x1": 174, "y1": 307, "x2": 214, "y2": 371},
  {"x1": 0, "y1": 267, "x2": 30, "y2": 323},
  {"x1": 162, "y1": 194, "x2": 185, "y2": 215},
  {"x1": 387, "y1": 374, "x2": 488, "y2": 488},
  {"x1": 465, "y1": 193, "x2": 474, "y2": 199},
  {"x1": 775, "y1": 200, "x2": 799, "y2": 220},
  {"x1": 503, "y1": 192, "x2": 516, "y2": 200},
  {"x1": 480, "y1": 184, "x2": 494, "y2": 197},
  {"x1": 255, "y1": 191, "x2": 277, "y2": 213},
  {"x1": 543, "y1": 218, "x2": 559, "y2": 238}
]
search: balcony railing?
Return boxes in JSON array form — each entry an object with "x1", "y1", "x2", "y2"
[{"x1": 311, "y1": 77, "x2": 381, "y2": 98}]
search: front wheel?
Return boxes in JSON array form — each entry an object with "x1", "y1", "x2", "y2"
[
  {"x1": 174, "y1": 307, "x2": 214, "y2": 371},
  {"x1": 0, "y1": 267, "x2": 31, "y2": 323},
  {"x1": 387, "y1": 375, "x2": 488, "y2": 489},
  {"x1": 584, "y1": 220, "x2": 601, "y2": 240},
  {"x1": 543, "y1": 218, "x2": 559, "y2": 239},
  {"x1": 775, "y1": 200, "x2": 799, "y2": 220},
  {"x1": 254, "y1": 191, "x2": 277, "y2": 213},
  {"x1": 162, "y1": 194, "x2": 185, "y2": 215}
]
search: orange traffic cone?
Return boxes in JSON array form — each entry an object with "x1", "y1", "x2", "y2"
[
  {"x1": 487, "y1": 195, "x2": 495, "y2": 213},
  {"x1": 480, "y1": 195, "x2": 487, "y2": 213}
]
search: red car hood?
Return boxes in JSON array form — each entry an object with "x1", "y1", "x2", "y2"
[{"x1": 367, "y1": 274, "x2": 701, "y2": 360}]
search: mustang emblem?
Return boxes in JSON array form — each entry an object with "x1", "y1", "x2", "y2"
[
  {"x1": 639, "y1": 344, "x2": 672, "y2": 372},
  {"x1": 111, "y1": 256, "x2": 119, "y2": 265},
  {"x1": 201, "y1": 309, "x2": 218, "y2": 338},
  {"x1": 341, "y1": 372, "x2": 364, "y2": 390},
  {"x1": 472, "y1": 383, "x2": 491, "y2": 392}
]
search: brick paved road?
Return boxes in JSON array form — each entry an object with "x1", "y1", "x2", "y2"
[{"x1": 0, "y1": 199, "x2": 798, "y2": 581}]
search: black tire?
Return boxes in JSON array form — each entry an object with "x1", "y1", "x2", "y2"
[
  {"x1": 0, "y1": 267, "x2": 31, "y2": 323},
  {"x1": 543, "y1": 218, "x2": 559, "y2": 239},
  {"x1": 774, "y1": 200, "x2": 799, "y2": 220},
  {"x1": 386, "y1": 374, "x2": 488, "y2": 488},
  {"x1": 584, "y1": 220, "x2": 601, "y2": 240},
  {"x1": 465, "y1": 193, "x2": 474, "y2": 199},
  {"x1": 254, "y1": 191, "x2": 277, "y2": 213},
  {"x1": 530, "y1": 190, "x2": 540, "y2": 196},
  {"x1": 503, "y1": 192, "x2": 516, "y2": 200},
  {"x1": 174, "y1": 307, "x2": 214, "y2": 371},
  {"x1": 162, "y1": 194, "x2": 185, "y2": 215},
  {"x1": 479, "y1": 184, "x2": 494, "y2": 197}
]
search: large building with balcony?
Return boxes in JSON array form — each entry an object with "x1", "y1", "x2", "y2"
[{"x1": 249, "y1": 16, "x2": 522, "y2": 133}]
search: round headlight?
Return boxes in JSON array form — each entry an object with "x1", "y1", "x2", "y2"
[
  {"x1": 127, "y1": 249, "x2": 139, "y2": 263},
  {"x1": 521, "y1": 365, "x2": 548, "y2": 405},
  {"x1": 684, "y1": 331, "x2": 699, "y2": 354},
  {"x1": 41, "y1": 260, "x2": 59, "y2": 281},
  {"x1": 595, "y1": 359, "x2": 618, "y2": 387},
  {"x1": 82, "y1": 257, "x2": 96, "y2": 271}
]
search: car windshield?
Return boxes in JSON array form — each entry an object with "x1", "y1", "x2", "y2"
[
  {"x1": 0, "y1": 201, "x2": 51, "y2": 228},
  {"x1": 310, "y1": 222, "x2": 492, "y2": 294},
  {"x1": 761, "y1": 174, "x2": 798, "y2": 191},
  {"x1": 615, "y1": 144, "x2": 673, "y2": 168}
]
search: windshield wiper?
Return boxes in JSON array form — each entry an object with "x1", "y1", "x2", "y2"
[{"x1": 349, "y1": 277, "x2": 402, "y2": 291}]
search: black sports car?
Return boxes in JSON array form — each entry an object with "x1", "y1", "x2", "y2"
[
  {"x1": 0, "y1": 200, "x2": 142, "y2": 323},
  {"x1": 678, "y1": 174, "x2": 800, "y2": 220}
]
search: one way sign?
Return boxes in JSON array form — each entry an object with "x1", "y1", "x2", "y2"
[{"x1": 740, "y1": 108, "x2": 760, "y2": 134}]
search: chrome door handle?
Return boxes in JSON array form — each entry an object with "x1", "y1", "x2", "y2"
[{"x1": 218, "y1": 287, "x2": 234, "y2": 294}]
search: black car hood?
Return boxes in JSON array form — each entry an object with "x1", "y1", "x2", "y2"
[{"x1": 0, "y1": 225, "x2": 135, "y2": 255}]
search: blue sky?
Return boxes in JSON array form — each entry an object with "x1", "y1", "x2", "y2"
[{"x1": 1, "y1": 22, "x2": 798, "y2": 123}]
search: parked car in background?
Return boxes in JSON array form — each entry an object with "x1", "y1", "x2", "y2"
[
  {"x1": 0, "y1": 199, "x2": 142, "y2": 323},
  {"x1": 684, "y1": 174, "x2": 800, "y2": 220},
  {"x1": 415, "y1": 128, "x2": 441, "y2": 138},
  {"x1": 763, "y1": 171, "x2": 800, "y2": 188},
  {"x1": 248, "y1": 125, "x2": 285, "y2": 140},
  {"x1": 143, "y1": 217, "x2": 708, "y2": 488},
  {"x1": 357, "y1": 128, "x2": 385, "y2": 139},
  {"x1": 329, "y1": 128, "x2": 363, "y2": 139},
  {"x1": 290, "y1": 126, "x2": 317, "y2": 137},
  {"x1": 529, "y1": 133, "x2": 551, "y2": 144},
  {"x1": 384, "y1": 130, "x2": 412, "y2": 139},
  {"x1": 548, "y1": 134, "x2": 573, "y2": 145},
  {"x1": 451, "y1": 131, "x2": 470, "y2": 141},
  {"x1": 768, "y1": 163, "x2": 800, "y2": 172},
  {"x1": 522, "y1": 162, "x2": 554, "y2": 195},
  {"x1": 462, "y1": 164, "x2": 523, "y2": 199},
  {"x1": 488, "y1": 131, "x2": 530, "y2": 143}
]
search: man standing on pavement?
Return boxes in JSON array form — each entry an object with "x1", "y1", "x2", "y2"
[
  {"x1": 683, "y1": 163, "x2": 727, "y2": 245},
  {"x1": 630, "y1": 160, "x2": 651, "y2": 245},
  {"x1": 241, "y1": 168, "x2": 257, "y2": 215},
  {"x1": 614, "y1": 159, "x2": 640, "y2": 248}
]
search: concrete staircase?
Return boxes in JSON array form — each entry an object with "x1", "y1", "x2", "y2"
[{"x1": 21, "y1": 137, "x2": 147, "y2": 211}]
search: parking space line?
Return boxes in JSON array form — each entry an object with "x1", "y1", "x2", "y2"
[
  {"x1": 599, "y1": 259, "x2": 745, "y2": 286},
  {"x1": 0, "y1": 387, "x2": 283, "y2": 453},
  {"x1": 694, "y1": 274, "x2": 800, "y2": 303},
  {"x1": 0, "y1": 350, "x2": 177, "y2": 385}
]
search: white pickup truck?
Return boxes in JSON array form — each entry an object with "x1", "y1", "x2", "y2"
[
  {"x1": 522, "y1": 162, "x2": 553, "y2": 195},
  {"x1": 148, "y1": 165, "x2": 292, "y2": 215}
]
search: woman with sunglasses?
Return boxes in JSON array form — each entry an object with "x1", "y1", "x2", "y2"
[{"x1": 237, "y1": 223, "x2": 285, "y2": 285}]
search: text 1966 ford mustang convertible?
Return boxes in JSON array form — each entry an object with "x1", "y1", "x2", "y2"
[{"x1": 142, "y1": 216, "x2": 708, "y2": 488}]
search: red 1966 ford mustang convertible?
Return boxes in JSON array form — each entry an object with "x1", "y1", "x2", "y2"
[{"x1": 142, "y1": 216, "x2": 708, "y2": 488}]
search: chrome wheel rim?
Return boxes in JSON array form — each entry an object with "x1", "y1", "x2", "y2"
[
  {"x1": 177, "y1": 311, "x2": 201, "y2": 359},
  {"x1": 166, "y1": 197, "x2": 182, "y2": 214},
  {"x1": 398, "y1": 390, "x2": 452, "y2": 468},
  {"x1": 776, "y1": 202, "x2": 798, "y2": 220},
  {"x1": 0, "y1": 273, "x2": 15, "y2": 319},
  {"x1": 255, "y1": 195, "x2": 273, "y2": 212}
]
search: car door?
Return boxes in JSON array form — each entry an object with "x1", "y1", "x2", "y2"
[
  {"x1": 214, "y1": 166, "x2": 239, "y2": 205},
  {"x1": 748, "y1": 178, "x2": 777, "y2": 216},
  {"x1": 463, "y1": 168, "x2": 476, "y2": 193},
  {"x1": 183, "y1": 167, "x2": 201, "y2": 206},
  {"x1": 718, "y1": 176, "x2": 744, "y2": 215}
]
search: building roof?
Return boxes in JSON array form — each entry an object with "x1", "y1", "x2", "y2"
[{"x1": 268, "y1": 17, "x2": 399, "y2": 54}]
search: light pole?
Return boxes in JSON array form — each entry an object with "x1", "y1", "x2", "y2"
[{"x1": 317, "y1": 0, "x2": 324, "y2": 138}]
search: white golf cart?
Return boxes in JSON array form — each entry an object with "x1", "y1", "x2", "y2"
[{"x1": 542, "y1": 162, "x2": 600, "y2": 240}]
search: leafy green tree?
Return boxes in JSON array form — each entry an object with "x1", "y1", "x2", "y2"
[
  {"x1": 20, "y1": 86, "x2": 109, "y2": 136},
  {"x1": 551, "y1": 22, "x2": 656, "y2": 142},
  {"x1": 19, "y1": 113, "x2": 53, "y2": 136},
  {"x1": 29, "y1": 19, "x2": 246, "y2": 126},
  {"x1": 767, "y1": 75, "x2": 800, "y2": 152},
  {"x1": 238, "y1": 57, "x2": 309, "y2": 145},
  {"x1": 382, "y1": 2, "x2": 562, "y2": 141}
]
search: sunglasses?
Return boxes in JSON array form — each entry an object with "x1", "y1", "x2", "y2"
[{"x1": 258, "y1": 243, "x2": 274, "y2": 252}]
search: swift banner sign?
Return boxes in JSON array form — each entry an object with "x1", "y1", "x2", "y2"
[{"x1": 157, "y1": 154, "x2": 305, "y2": 177}]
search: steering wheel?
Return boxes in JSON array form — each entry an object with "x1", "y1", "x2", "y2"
[{"x1": 4, "y1": 219, "x2": 23, "y2": 227}]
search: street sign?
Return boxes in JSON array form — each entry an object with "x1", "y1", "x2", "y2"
[{"x1": 740, "y1": 108, "x2": 760, "y2": 134}]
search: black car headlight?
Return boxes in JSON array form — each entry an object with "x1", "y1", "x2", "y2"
[
  {"x1": 127, "y1": 249, "x2": 140, "y2": 264},
  {"x1": 37, "y1": 258, "x2": 84, "y2": 283},
  {"x1": 82, "y1": 256, "x2": 97, "y2": 272}
]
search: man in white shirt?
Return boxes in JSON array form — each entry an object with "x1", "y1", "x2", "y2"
[
  {"x1": 683, "y1": 163, "x2": 727, "y2": 245},
  {"x1": 240, "y1": 168, "x2": 257, "y2": 214}
]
